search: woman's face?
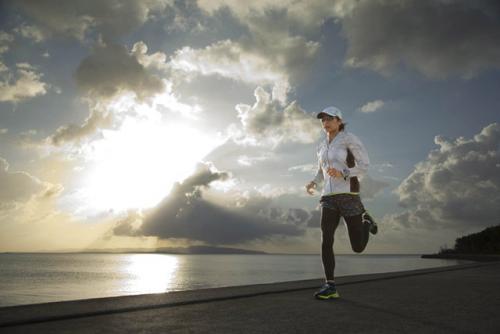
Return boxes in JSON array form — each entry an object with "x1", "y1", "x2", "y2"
[{"x1": 320, "y1": 116, "x2": 342, "y2": 132}]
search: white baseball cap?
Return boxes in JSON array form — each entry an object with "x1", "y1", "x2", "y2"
[{"x1": 316, "y1": 106, "x2": 343, "y2": 119}]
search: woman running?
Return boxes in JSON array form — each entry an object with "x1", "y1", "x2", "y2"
[{"x1": 305, "y1": 106, "x2": 377, "y2": 300}]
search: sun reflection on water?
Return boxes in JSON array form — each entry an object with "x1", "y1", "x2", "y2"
[{"x1": 125, "y1": 254, "x2": 179, "y2": 294}]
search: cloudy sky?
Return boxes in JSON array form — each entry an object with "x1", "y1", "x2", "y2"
[{"x1": 0, "y1": 0, "x2": 498, "y2": 254}]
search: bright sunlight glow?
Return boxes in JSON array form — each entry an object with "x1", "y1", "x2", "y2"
[{"x1": 81, "y1": 116, "x2": 221, "y2": 213}]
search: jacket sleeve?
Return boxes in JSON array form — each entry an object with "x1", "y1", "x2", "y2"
[
  {"x1": 345, "y1": 133, "x2": 369, "y2": 177},
  {"x1": 312, "y1": 145, "x2": 324, "y2": 185},
  {"x1": 312, "y1": 159, "x2": 324, "y2": 185}
]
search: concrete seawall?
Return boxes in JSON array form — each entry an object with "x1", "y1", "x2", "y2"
[{"x1": 1, "y1": 262, "x2": 499, "y2": 333}]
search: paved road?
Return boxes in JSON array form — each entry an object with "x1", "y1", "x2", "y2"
[{"x1": 1, "y1": 262, "x2": 499, "y2": 333}]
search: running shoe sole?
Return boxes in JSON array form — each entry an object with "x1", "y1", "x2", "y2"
[{"x1": 315, "y1": 291, "x2": 340, "y2": 300}]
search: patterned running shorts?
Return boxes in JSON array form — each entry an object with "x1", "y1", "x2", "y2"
[{"x1": 319, "y1": 193, "x2": 365, "y2": 217}]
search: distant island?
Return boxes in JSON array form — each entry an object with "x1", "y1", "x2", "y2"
[
  {"x1": 422, "y1": 224, "x2": 500, "y2": 262},
  {"x1": 148, "y1": 246, "x2": 267, "y2": 255},
  {"x1": 9, "y1": 245, "x2": 268, "y2": 255}
]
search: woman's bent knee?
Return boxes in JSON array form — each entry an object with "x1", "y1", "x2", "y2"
[{"x1": 351, "y1": 244, "x2": 366, "y2": 253}]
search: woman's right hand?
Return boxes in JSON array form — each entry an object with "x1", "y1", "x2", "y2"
[{"x1": 305, "y1": 181, "x2": 316, "y2": 195}]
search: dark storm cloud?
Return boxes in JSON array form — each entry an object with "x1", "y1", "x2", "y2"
[
  {"x1": 113, "y1": 164, "x2": 308, "y2": 244},
  {"x1": 343, "y1": 0, "x2": 500, "y2": 78},
  {"x1": 142, "y1": 199, "x2": 303, "y2": 244},
  {"x1": 386, "y1": 123, "x2": 500, "y2": 231},
  {"x1": 75, "y1": 42, "x2": 165, "y2": 101}
]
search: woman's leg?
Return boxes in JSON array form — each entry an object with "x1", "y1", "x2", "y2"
[
  {"x1": 320, "y1": 207, "x2": 341, "y2": 280},
  {"x1": 344, "y1": 214, "x2": 370, "y2": 253}
]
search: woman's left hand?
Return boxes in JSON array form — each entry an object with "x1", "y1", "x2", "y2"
[{"x1": 327, "y1": 167, "x2": 343, "y2": 178}]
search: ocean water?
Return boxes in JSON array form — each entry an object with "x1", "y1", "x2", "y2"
[{"x1": 0, "y1": 253, "x2": 468, "y2": 307}]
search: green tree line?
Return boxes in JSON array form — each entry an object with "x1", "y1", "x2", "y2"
[{"x1": 440, "y1": 225, "x2": 500, "y2": 254}]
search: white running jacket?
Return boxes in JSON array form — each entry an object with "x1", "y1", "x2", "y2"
[{"x1": 312, "y1": 131, "x2": 370, "y2": 195}]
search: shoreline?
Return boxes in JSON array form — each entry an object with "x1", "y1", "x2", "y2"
[{"x1": 421, "y1": 253, "x2": 500, "y2": 262}]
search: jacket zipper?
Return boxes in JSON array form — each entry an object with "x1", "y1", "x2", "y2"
[{"x1": 326, "y1": 136, "x2": 334, "y2": 193}]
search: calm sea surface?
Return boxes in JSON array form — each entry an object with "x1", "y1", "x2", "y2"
[{"x1": 0, "y1": 253, "x2": 468, "y2": 307}]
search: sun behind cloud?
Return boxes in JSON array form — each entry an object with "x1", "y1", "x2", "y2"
[{"x1": 78, "y1": 116, "x2": 221, "y2": 214}]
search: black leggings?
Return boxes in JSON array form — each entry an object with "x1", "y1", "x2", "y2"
[{"x1": 320, "y1": 207, "x2": 370, "y2": 281}]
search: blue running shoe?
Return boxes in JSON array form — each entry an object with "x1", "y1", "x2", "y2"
[
  {"x1": 314, "y1": 282, "x2": 340, "y2": 300},
  {"x1": 362, "y1": 211, "x2": 378, "y2": 235}
]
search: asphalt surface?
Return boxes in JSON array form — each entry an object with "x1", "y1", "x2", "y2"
[{"x1": 1, "y1": 262, "x2": 499, "y2": 333}]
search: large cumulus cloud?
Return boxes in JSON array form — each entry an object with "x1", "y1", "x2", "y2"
[
  {"x1": 198, "y1": 0, "x2": 500, "y2": 79},
  {"x1": 386, "y1": 123, "x2": 500, "y2": 232},
  {"x1": 113, "y1": 164, "x2": 308, "y2": 245},
  {"x1": 343, "y1": 0, "x2": 500, "y2": 78},
  {"x1": 230, "y1": 87, "x2": 318, "y2": 147}
]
